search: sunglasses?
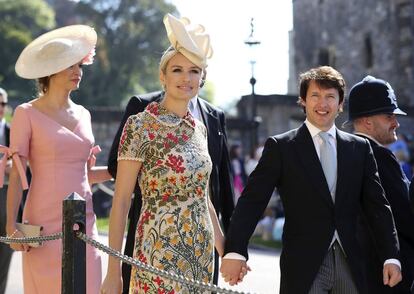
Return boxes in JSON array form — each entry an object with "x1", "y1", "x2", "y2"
[{"x1": 0, "y1": 102, "x2": 7, "y2": 107}]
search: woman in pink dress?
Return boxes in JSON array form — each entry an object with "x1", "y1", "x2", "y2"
[{"x1": 5, "y1": 25, "x2": 112, "y2": 294}]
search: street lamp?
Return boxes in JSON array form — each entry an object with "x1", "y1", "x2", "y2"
[{"x1": 244, "y1": 18, "x2": 261, "y2": 148}]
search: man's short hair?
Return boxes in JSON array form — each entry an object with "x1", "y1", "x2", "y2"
[{"x1": 298, "y1": 66, "x2": 346, "y2": 105}]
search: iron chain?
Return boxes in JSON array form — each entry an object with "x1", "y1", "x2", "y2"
[
  {"x1": 77, "y1": 232, "x2": 252, "y2": 294},
  {"x1": 0, "y1": 232, "x2": 252, "y2": 294},
  {"x1": 0, "y1": 232, "x2": 62, "y2": 244}
]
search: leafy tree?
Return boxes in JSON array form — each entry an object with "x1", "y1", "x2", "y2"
[
  {"x1": 200, "y1": 81, "x2": 215, "y2": 104},
  {"x1": 0, "y1": 0, "x2": 55, "y2": 102},
  {"x1": 71, "y1": 0, "x2": 177, "y2": 106}
]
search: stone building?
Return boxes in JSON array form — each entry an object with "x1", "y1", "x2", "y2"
[
  {"x1": 226, "y1": 94, "x2": 305, "y2": 154},
  {"x1": 291, "y1": 0, "x2": 414, "y2": 107}
]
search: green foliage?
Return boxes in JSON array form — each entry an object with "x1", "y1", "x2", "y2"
[
  {"x1": 0, "y1": 0, "x2": 55, "y2": 101},
  {"x1": 72, "y1": 0, "x2": 177, "y2": 106},
  {"x1": 250, "y1": 236, "x2": 282, "y2": 250},
  {"x1": 0, "y1": 0, "x2": 176, "y2": 106},
  {"x1": 199, "y1": 80, "x2": 215, "y2": 104}
]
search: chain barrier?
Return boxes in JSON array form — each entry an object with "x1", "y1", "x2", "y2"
[
  {"x1": 76, "y1": 232, "x2": 252, "y2": 294},
  {"x1": 0, "y1": 232, "x2": 62, "y2": 244},
  {"x1": 0, "y1": 232, "x2": 252, "y2": 294}
]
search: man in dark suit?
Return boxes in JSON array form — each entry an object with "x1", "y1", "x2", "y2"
[
  {"x1": 220, "y1": 66, "x2": 402, "y2": 294},
  {"x1": 349, "y1": 76, "x2": 414, "y2": 293},
  {"x1": 108, "y1": 91, "x2": 235, "y2": 293},
  {"x1": 0, "y1": 87, "x2": 11, "y2": 294}
]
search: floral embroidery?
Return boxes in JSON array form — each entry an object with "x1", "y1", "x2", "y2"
[
  {"x1": 165, "y1": 154, "x2": 185, "y2": 173},
  {"x1": 122, "y1": 102, "x2": 213, "y2": 293}
]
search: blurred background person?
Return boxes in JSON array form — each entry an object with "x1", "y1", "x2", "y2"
[
  {"x1": 229, "y1": 143, "x2": 247, "y2": 203},
  {"x1": 389, "y1": 133, "x2": 412, "y2": 179},
  {"x1": 245, "y1": 144, "x2": 264, "y2": 176}
]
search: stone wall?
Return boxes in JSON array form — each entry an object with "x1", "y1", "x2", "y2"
[{"x1": 292, "y1": 0, "x2": 414, "y2": 106}]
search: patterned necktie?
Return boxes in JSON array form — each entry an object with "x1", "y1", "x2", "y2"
[{"x1": 319, "y1": 132, "x2": 337, "y2": 198}]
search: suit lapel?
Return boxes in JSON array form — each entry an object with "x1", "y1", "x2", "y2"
[
  {"x1": 198, "y1": 99, "x2": 220, "y2": 164},
  {"x1": 294, "y1": 124, "x2": 334, "y2": 208},
  {"x1": 334, "y1": 130, "x2": 353, "y2": 208}
]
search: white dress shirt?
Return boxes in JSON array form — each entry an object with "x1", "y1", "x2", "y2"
[
  {"x1": 0, "y1": 118, "x2": 6, "y2": 146},
  {"x1": 188, "y1": 96, "x2": 201, "y2": 122}
]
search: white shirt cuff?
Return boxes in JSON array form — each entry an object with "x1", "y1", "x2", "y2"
[
  {"x1": 384, "y1": 259, "x2": 401, "y2": 270},
  {"x1": 223, "y1": 252, "x2": 246, "y2": 261}
]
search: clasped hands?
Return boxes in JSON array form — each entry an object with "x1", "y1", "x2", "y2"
[{"x1": 220, "y1": 258, "x2": 251, "y2": 286}]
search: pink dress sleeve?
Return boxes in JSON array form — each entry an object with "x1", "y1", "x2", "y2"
[{"x1": 10, "y1": 104, "x2": 31, "y2": 158}]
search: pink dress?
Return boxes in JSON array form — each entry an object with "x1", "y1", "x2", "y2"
[{"x1": 10, "y1": 103, "x2": 101, "y2": 294}]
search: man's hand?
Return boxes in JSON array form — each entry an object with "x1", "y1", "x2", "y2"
[
  {"x1": 220, "y1": 258, "x2": 248, "y2": 286},
  {"x1": 383, "y1": 263, "x2": 402, "y2": 287}
]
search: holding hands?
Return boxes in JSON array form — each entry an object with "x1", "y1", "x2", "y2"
[{"x1": 220, "y1": 258, "x2": 251, "y2": 286}]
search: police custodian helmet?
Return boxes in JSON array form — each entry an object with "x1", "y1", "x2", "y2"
[{"x1": 347, "y1": 75, "x2": 406, "y2": 122}]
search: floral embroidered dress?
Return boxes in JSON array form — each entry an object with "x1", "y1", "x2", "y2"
[{"x1": 118, "y1": 102, "x2": 214, "y2": 294}]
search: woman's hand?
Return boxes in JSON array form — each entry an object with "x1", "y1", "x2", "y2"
[
  {"x1": 7, "y1": 227, "x2": 30, "y2": 252},
  {"x1": 100, "y1": 274, "x2": 122, "y2": 294}
]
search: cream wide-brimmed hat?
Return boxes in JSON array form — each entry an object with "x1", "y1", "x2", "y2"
[
  {"x1": 15, "y1": 25, "x2": 97, "y2": 79},
  {"x1": 163, "y1": 13, "x2": 213, "y2": 69}
]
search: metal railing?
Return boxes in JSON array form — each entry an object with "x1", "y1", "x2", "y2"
[{"x1": 0, "y1": 192, "x2": 252, "y2": 294}]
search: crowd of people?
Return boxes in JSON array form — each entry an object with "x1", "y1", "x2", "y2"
[{"x1": 0, "y1": 12, "x2": 414, "y2": 294}]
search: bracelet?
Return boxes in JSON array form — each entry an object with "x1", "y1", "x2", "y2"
[{"x1": 7, "y1": 229, "x2": 19, "y2": 238}]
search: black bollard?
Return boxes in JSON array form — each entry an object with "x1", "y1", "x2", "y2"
[{"x1": 62, "y1": 192, "x2": 86, "y2": 294}]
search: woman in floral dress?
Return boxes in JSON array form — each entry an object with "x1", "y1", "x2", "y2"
[{"x1": 101, "y1": 14, "x2": 225, "y2": 294}]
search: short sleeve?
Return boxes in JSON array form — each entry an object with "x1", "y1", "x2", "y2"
[
  {"x1": 10, "y1": 104, "x2": 31, "y2": 158},
  {"x1": 117, "y1": 114, "x2": 148, "y2": 162}
]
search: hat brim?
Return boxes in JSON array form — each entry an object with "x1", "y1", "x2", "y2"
[
  {"x1": 393, "y1": 108, "x2": 407, "y2": 116},
  {"x1": 343, "y1": 107, "x2": 407, "y2": 127},
  {"x1": 15, "y1": 25, "x2": 97, "y2": 79}
]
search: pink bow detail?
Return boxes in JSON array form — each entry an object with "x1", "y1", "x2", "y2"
[
  {"x1": 0, "y1": 145, "x2": 29, "y2": 190},
  {"x1": 88, "y1": 145, "x2": 102, "y2": 168}
]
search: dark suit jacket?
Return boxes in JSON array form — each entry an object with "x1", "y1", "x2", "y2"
[
  {"x1": 224, "y1": 124, "x2": 399, "y2": 294},
  {"x1": 358, "y1": 135, "x2": 414, "y2": 293},
  {"x1": 108, "y1": 91, "x2": 235, "y2": 293},
  {"x1": 4, "y1": 123, "x2": 9, "y2": 147},
  {"x1": 410, "y1": 178, "x2": 414, "y2": 216},
  {"x1": 0, "y1": 122, "x2": 10, "y2": 236}
]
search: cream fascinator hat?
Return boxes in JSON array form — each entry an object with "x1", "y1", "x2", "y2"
[
  {"x1": 15, "y1": 25, "x2": 97, "y2": 79},
  {"x1": 163, "y1": 13, "x2": 213, "y2": 69}
]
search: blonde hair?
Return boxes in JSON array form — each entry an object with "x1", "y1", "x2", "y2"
[{"x1": 159, "y1": 46, "x2": 178, "y2": 74}]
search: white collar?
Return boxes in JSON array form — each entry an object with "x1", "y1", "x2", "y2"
[
  {"x1": 305, "y1": 119, "x2": 337, "y2": 139},
  {"x1": 354, "y1": 132, "x2": 383, "y2": 146},
  {"x1": 189, "y1": 96, "x2": 198, "y2": 107}
]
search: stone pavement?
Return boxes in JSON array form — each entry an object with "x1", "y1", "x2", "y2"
[{"x1": 5, "y1": 235, "x2": 280, "y2": 294}]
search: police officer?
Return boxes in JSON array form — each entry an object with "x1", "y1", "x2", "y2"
[{"x1": 348, "y1": 76, "x2": 414, "y2": 293}]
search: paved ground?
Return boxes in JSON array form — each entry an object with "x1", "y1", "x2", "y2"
[{"x1": 5, "y1": 235, "x2": 281, "y2": 294}]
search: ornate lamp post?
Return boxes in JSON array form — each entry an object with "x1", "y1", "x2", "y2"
[{"x1": 244, "y1": 18, "x2": 261, "y2": 148}]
